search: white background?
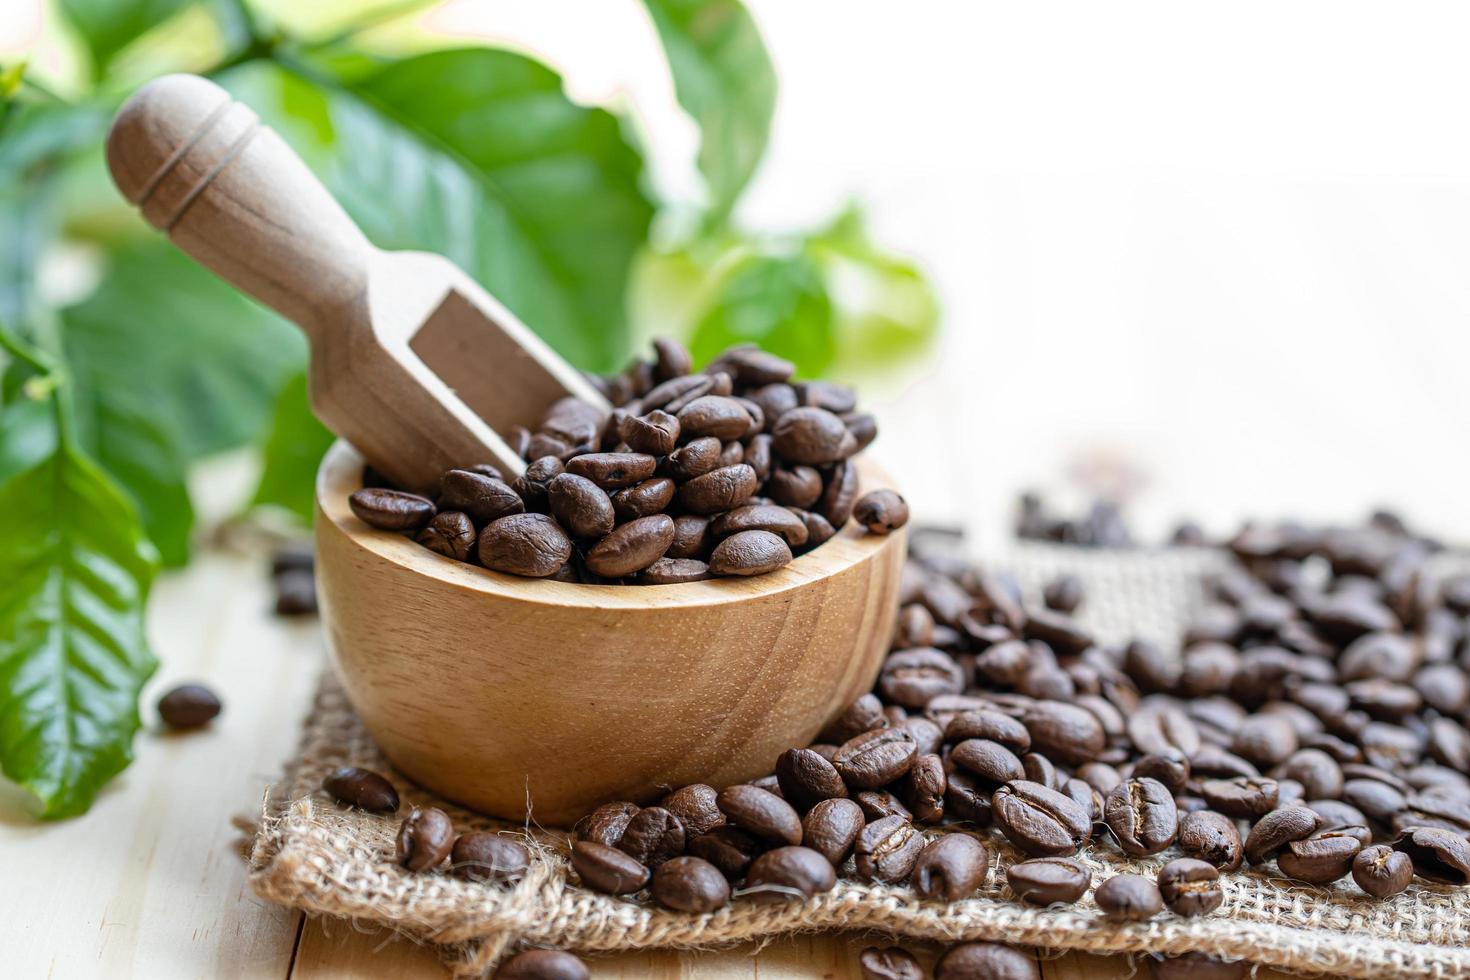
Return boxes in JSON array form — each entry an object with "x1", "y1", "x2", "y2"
[{"x1": 7, "y1": 0, "x2": 1470, "y2": 551}]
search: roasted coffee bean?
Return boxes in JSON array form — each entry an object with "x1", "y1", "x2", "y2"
[
  {"x1": 1021, "y1": 609, "x2": 1092, "y2": 657},
  {"x1": 1391, "y1": 825, "x2": 1470, "y2": 884},
  {"x1": 1021, "y1": 752, "x2": 1060, "y2": 792},
  {"x1": 911, "y1": 833, "x2": 989, "y2": 901},
  {"x1": 716, "y1": 784, "x2": 802, "y2": 845},
  {"x1": 1062, "y1": 778, "x2": 1102, "y2": 822},
  {"x1": 659, "y1": 784, "x2": 725, "y2": 837},
  {"x1": 1157, "y1": 858, "x2": 1224, "y2": 917},
  {"x1": 512, "y1": 456, "x2": 564, "y2": 511},
  {"x1": 1122, "y1": 639, "x2": 1178, "y2": 694},
  {"x1": 1353, "y1": 843, "x2": 1413, "y2": 898},
  {"x1": 1177, "y1": 810, "x2": 1244, "y2": 872},
  {"x1": 710, "y1": 504, "x2": 810, "y2": 547},
  {"x1": 1149, "y1": 953, "x2": 1246, "y2": 980},
  {"x1": 651, "y1": 337, "x2": 691, "y2": 380},
  {"x1": 1132, "y1": 751, "x2": 1190, "y2": 795},
  {"x1": 651, "y1": 855, "x2": 730, "y2": 912},
  {"x1": 1020, "y1": 700, "x2": 1106, "y2": 766},
  {"x1": 687, "y1": 826, "x2": 760, "y2": 879},
  {"x1": 1042, "y1": 574, "x2": 1083, "y2": 613},
  {"x1": 570, "y1": 840, "x2": 649, "y2": 894},
  {"x1": 676, "y1": 395, "x2": 754, "y2": 442},
  {"x1": 992, "y1": 780, "x2": 1092, "y2": 857},
  {"x1": 1277, "y1": 748, "x2": 1344, "y2": 800},
  {"x1": 1199, "y1": 776, "x2": 1279, "y2": 819},
  {"x1": 799, "y1": 510, "x2": 838, "y2": 548},
  {"x1": 901, "y1": 716, "x2": 944, "y2": 756},
  {"x1": 1096, "y1": 874, "x2": 1163, "y2": 922},
  {"x1": 478, "y1": 513, "x2": 573, "y2": 577},
  {"x1": 349, "y1": 488, "x2": 436, "y2": 530},
  {"x1": 452, "y1": 832, "x2": 531, "y2": 883},
  {"x1": 1178, "y1": 643, "x2": 1241, "y2": 697},
  {"x1": 820, "y1": 693, "x2": 888, "y2": 743},
  {"x1": 665, "y1": 515, "x2": 711, "y2": 560},
  {"x1": 620, "y1": 410, "x2": 680, "y2": 456},
  {"x1": 771, "y1": 407, "x2": 854, "y2": 465},
  {"x1": 1428, "y1": 717, "x2": 1470, "y2": 773},
  {"x1": 1104, "y1": 777, "x2": 1178, "y2": 856},
  {"x1": 834, "y1": 727, "x2": 919, "y2": 789},
  {"x1": 437, "y1": 470, "x2": 525, "y2": 525},
  {"x1": 902, "y1": 753, "x2": 947, "y2": 823},
  {"x1": 157, "y1": 683, "x2": 222, "y2": 729},
  {"x1": 973, "y1": 640, "x2": 1032, "y2": 687},
  {"x1": 854, "y1": 815, "x2": 927, "y2": 883},
  {"x1": 1338, "y1": 632, "x2": 1417, "y2": 682},
  {"x1": 1392, "y1": 791, "x2": 1470, "y2": 836},
  {"x1": 946, "y1": 709, "x2": 1032, "y2": 753},
  {"x1": 857, "y1": 790, "x2": 912, "y2": 822},
  {"x1": 638, "y1": 557, "x2": 710, "y2": 583},
  {"x1": 565, "y1": 452, "x2": 658, "y2": 490},
  {"x1": 585, "y1": 514, "x2": 675, "y2": 577},
  {"x1": 1006, "y1": 856, "x2": 1091, "y2": 905},
  {"x1": 494, "y1": 949, "x2": 588, "y2": 980},
  {"x1": 273, "y1": 567, "x2": 318, "y2": 616},
  {"x1": 748, "y1": 384, "x2": 799, "y2": 431},
  {"x1": 879, "y1": 648, "x2": 965, "y2": 709},
  {"x1": 768, "y1": 466, "x2": 825, "y2": 508},
  {"x1": 396, "y1": 806, "x2": 454, "y2": 871},
  {"x1": 616, "y1": 806, "x2": 685, "y2": 867},
  {"x1": 323, "y1": 767, "x2": 398, "y2": 813},
  {"x1": 1129, "y1": 703, "x2": 1201, "y2": 757},
  {"x1": 416, "y1": 511, "x2": 478, "y2": 561},
  {"x1": 1077, "y1": 762, "x2": 1124, "y2": 796},
  {"x1": 708, "y1": 529, "x2": 793, "y2": 576},
  {"x1": 945, "y1": 772, "x2": 995, "y2": 825},
  {"x1": 1243, "y1": 805, "x2": 1319, "y2": 865},
  {"x1": 817, "y1": 459, "x2": 859, "y2": 527},
  {"x1": 680, "y1": 464, "x2": 759, "y2": 515},
  {"x1": 578, "y1": 801, "x2": 639, "y2": 847},
  {"x1": 546, "y1": 474, "x2": 615, "y2": 539},
  {"x1": 610, "y1": 478, "x2": 676, "y2": 522},
  {"x1": 1277, "y1": 827, "x2": 1363, "y2": 884},
  {"x1": 1342, "y1": 778, "x2": 1407, "y2": 825},
  {"x1": 742, "y1": 845, "x2": 837, "y2": 900},
  {"x1": 801, "y1": 797, "x2": 864, "y2": 866},
  {"x1": 934, "y1": 942, "x2": 1040, "y2": 980},
  {"x1": 1231, "y1": 714, "x2": 1298, "y2": 767},
  {"x1": 776, "y1": 748, "x2": 849, "y2": 812},
  {"x1": 1308, "y1": 799, "x2": 1368, "y2": 829},
  {"x1": 952, "y1": 739, "x2": 1025, "y2": 785},
  {"x1": 858, "y1": 946, "x2": 924, "y2": 980},
  {"x1": 1189, "y1": 746, "x2": 1260, "y2": 780},
  {"x1": 664, "y1": 436, "x2": 723, "y2": 480},
  {"x1": 539, "y1": 395, "x2": 604, "y2": 446},
  {"x1": 854, "y1": 489, "x2": 909, "y2": 534}
]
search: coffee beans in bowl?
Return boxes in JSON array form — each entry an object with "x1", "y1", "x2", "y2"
[{"x1": 346, "y1": 338, "x2": 905, "y2": 582}]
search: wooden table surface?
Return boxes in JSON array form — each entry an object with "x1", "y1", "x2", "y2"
[{"x1": 1, "y1": 546, "x2": 1333, "y2": 979}]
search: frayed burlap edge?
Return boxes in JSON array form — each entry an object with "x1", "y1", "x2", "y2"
[{"x1": 248, "y1": 544, "x2": 1470, "y2": 979}]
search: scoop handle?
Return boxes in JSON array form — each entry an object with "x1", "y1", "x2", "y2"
[{"x1": 106, "y1": 73, "x2": 370, "y2": 338}]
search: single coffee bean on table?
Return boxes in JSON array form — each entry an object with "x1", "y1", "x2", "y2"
[
  {"x1": 322, "y1": 766, "x2": 398, "y2": 813},
  {"x1": 157, "y1": 683, "x2": 222, "y2": 729},
  {"x1": 858, "y1": 946, "x2": 924, "y2": 980}
]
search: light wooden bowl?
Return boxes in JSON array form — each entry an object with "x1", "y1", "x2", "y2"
[{"x1": 315, "y1": 441, "x2": 906, "y2": 825}]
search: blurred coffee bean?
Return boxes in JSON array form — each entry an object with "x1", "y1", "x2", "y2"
[{"x1": 157, "y1": 683, "x2": 222, "y2": 730}]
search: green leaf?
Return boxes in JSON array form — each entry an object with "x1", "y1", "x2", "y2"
[
  {"x1": 688, "y1": 250, "x2": 835, "y2": 376},
  {"x1": 0, "y1": 329, "x2": 158, "y2": 819},
  {"x1": 643, "y1": 0, "x2": 776, "y2": 222},
  {"x1": 250, "y1": 370, "x2": 333, "y2": 522},
  {"x1": 60, "y1": 0, "x2": 196, "y2": 75},
  {"x1": 222, "y1": 52, "x2": 654, "y2": 371}
]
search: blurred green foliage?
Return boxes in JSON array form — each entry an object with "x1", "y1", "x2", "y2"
[{"x1": 0, "y1": 0, "x2": 938, "y2": 816}]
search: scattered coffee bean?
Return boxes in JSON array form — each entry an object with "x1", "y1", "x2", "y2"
[
  {"x1": 1095, "y1": 874, "x2": 1163, "y2": 921},
  {"x1": 452, "y1": 832, "x2": 531, "y2": 883},
  {"x1": 546, "y1": 474, "x2": 616, "y2": 539},
  {"x1": 1042, "y1": 574, "x2": 1083, "y2": 613},
  {"x1": 1104, "y1": 777, "x2": 1178, "y2": 856},
  {"x1": 1352, "y1": 843, "x2": 1413, "y2": 898},
  {"x1": 651, "y1": 856, "x2": 731, "y2": 912},
  {"x1": 1391, "y1": 825, "x2": 1470, "y2": 884},
  {"x1": 934, "y1": 942, "x2": 1040, "y2": 980},
  {"x1": 1199, "y1": 776, "x2": 1279, "y2": 819},
  {"x1": 437, "y1": 469, "x2": 524, "y2": 525},
  {"x1": 322, "y1": 767, "x2": 398, "y2": 813},
  {"x1": 859, "y1": 946, "x2": 923, "y2": 980},
  {"x1": 1177, "y1": 810, "x2": 1244, "y2": 872},
  {"x1": 1007, "y1": 856, "x2": 1091, "y2": 905},
  {"x1": 854, "y1": 489, "x2": 909, "y2": 535},
  {"x1": 1157, "y1": 858, "x2": 1224, "y2": 916},
  {"x1": 660, "y1": 784, "x2": 725, "y2": 837},
  {"x1": 911, "y1": 833, "x2": 989, "y2": 901},
  {"x1": 1277, "y1": 827, "x2": 1363, "y2": 884},
  {"x1": 396, "y1": 806, "x2": 454, "y2": 871},
  {"x1": 1243, "y1": 805, "x2": 1319, "y2": 865},
  {"x1": 585, "y1": 514, "x2": 675, "y2": 577},
  {"x1": 741, "y1": 846, "x2": 837, "y2": 901},
  {"x1": 157, "y1": 683, "x2": 221, "y2": 729},
  {"x1": 571, "y1": 840, "x2": 649, "y2": 894},
  {"x1": 493, "y1": 949, "x2": 588, "y2": 980}
]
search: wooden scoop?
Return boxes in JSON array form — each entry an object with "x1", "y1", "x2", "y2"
[{"x1": 105, "y1": 73, "x2": 609, "y2": 491}]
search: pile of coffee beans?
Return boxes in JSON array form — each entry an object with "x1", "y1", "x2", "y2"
[
  {"x1": 347, "y1": 338, "x2": 906, "y2": 583},
  {"x1": 322, "y1": 507, "x2": 1470, "y2": 979}
]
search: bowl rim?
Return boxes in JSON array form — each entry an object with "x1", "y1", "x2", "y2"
[{"x1": 316, "y1": 440, "x2": 905, "y2": 611}]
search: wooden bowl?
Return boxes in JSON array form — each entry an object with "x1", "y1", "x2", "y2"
[{"x1": 314, "y1": 441, "x2": 906, "y2": 825}]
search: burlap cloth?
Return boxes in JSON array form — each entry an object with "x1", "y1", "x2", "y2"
[{"x1": 247, "y1": 544, "x2": 1470, "y2": 978}]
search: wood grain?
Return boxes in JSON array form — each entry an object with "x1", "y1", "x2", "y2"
[{"x1": 313, "y1": 441, "x2": 906, "y2": 825}]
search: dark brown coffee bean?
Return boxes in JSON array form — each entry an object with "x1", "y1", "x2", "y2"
[
  {"x1": 944, "y1": 772, "x2": 994, "y2": 825},
  {"x1": 511, "y1": 456, "x2": 564, "y2": 511},
  {"x1": 273, "y1": 567, "x2": 317, "y2": 616},
  {"x1": 992, "y1": 780, "x2": 1093, "y2": 857},
  {"x1": 911, "y1": 833, "x2": 989, "y2": 901},
  {"x1": 844, "y1": 411, "x2": 878, "y2": 452},
  {"x1": 952, "y1": 739, "x2": 1024, "y2": 785},
  {"x1": 854, "y1": 489, "x2": 909, "y2": 534},
  {"x1": 1277, "y1": 827, "x2": 1363, "y2": 884},
  {"x1": 776, "y1": 748, "x2": 849, "y2": 812},
  {"x1": 945, "y1": 709, "x2": 1031, "y2": 753},
  {"x1": 451, "y1": 832, "x2": 530, "y2": 883},
  {"x1": 879, "y1": 648, "x2": 965, "y2": 709},
  {"x1": 1062, "y1": 778, "x2": 1102, "y2": 823},
  {"x1": 857, "y1": 790, "x2": 912, "y2": 822},
  {"x1": 1353, "y1": 843, "x2": 1413, "y2": 898},
  {"x1": 1129, "y1": 703, "x2": 1201, "y2": 757},
  {"x1": 565, "y1": 452, "x2": 658, "y2": 490},
  {"x1": 494, "y1": 949, "x2": 588, "y2": 980},
  {"x1": 585, "y1": 514, "x2": 675, "y2": 577},
  {"x1": 680, "y1": 464, "x2": 759, "y2": 515},
  {"x1": 1231, "y1": 714, "x2": 1298, "y2": 768},
  {"x1": 616, "y1": 806, "x2": 685, "y2": 867},
  {"x1": 1342, "y1": 778, "x2": 1407, "y2": 825},
  {"x1": 1428, "y1": 718, "x2": 1470, "y2": 774},
  {"x1": 637, "y1": 557, "x2": 710, "y2": 583},
  {"x1": 477, "y1": 513, "x2": 573, "y2": 577},
  {"x1": 819, "y1": 693, "x2": 888, "y2": 743},
  {"x1": 798, "y1": 509, "x2": 837, "y2": 548},
  {"x1": 1096, "y1": 874, "x2": 1163, "y2": 922},
  {"x1": 742, "y1": 845, "x2": 837, "y2": 901},
  {"x1": 658, "y1": 784, "x2": 724, "y2": 837},
  {"x1": 538, "y1": 395, "x2": 604, "y2": 447},
  {"x1": 1277, "y1": 748, "x2": 1344, "y2": 800},
  {"x1": 1178, "y1": 810, "x2": 1244, "y2": 872},
  {"x1": 716, "y1": 784, "x2": 802, "y2": 845},
  {"x1": 768, "y1": 466, "x2": 824, "y2": 508},
  {"x1": 709, "y1": 504, "x2": 810, "y2": 547},
  {"x1": 1077, "y1": 762, "x2": 1124, "y2": 796},
  {"x1": 834, "y1": 727, "x2": 919, "y2": 789},
  {"x1": 1158, "y1": 858, "x2": 1224, "y2": 916},
  {"x1": 395, "y1": 806, "x2": 454, "y2": 871},
  {"x1": 854, "y1": 814, "x2": 926, "y2": 883},
  {"x1": 1039, "y1": 575, "x2": 1083, "y2": 614},
  {"x1": 659, "y1": 517, "x2": 708, "y2": 562},
  {"x1": 1104, "y1": 777, "x2": 1179, "y2": 856},
  {"x1": 1020, "y1": 700, "x2": 1106, "y2": 766},
  {"x1": 708, "y1": 529, "x2": 792, "y2": 576},
  {"x1": 526, "y1": 432, "x2": 570, "y2": 461},
  {"x1": 620, "y1": 410, "x2": 680, "y2": 456},
  {"x1": 651, "y1": 855, "x2": 730, "y2": 912},
  {"x1": 900, "y1": 716, "x2": 944, "y2": 756},
  {"x1": 802, "y1": 797, "x2": 864, "y2": 866},
  {"x1": 1199, "y1": 776, "x2": 1279, "y2": 819},
  {"x1": 1132, "y1": 751, "x2": 1190, "y2": 795},
  {"x1": 323, "y1": 767, "x2": 398, "y2": 813},
  {"x1": 609, "y1": 478, "x2": 676, "y2": 522},
  {"x1": 1006, "y1": 856, "x2": 1091, "y2": 905},
  {"x1": 1122, "y1": 639, "x2": 1178, "y2": 693},
  {"x1": 157, "y1": 683, "x2": 221, "y2": 729},
  {"x1": 817, "y1": 459, "x2": 859, "y2": 527},
  {"x1": 578, "y1": 801, "x2": 639, "y2": 847},
  {"x1": 935, "y1": 943, "x2": 1040, "y2": 980},
  {"x1": 545, "y1": 473, "x2": 615, "y2": 539},
  {"x1": 349, "y1": 487, "x2": 435, "y2": 530},
  {"x1": 771, "y1": 406, "x2": 854, "y2": 465},
  {"x1": 1149, "y1": 954, "x2": 1245, "y2": 980},
  {"x1": 571, "y1": 840, "x2": 649, "y2": 894},
  {"x1": 1392, "y1": 825, "x2": 1470, "y2": 884},
  {"x1": 437, "y1": 470, "x2": 525, "y2": 526},
  {"x1": 1337, "y1": 631, "x2": 1417, "y2": 682},
  {"x1": 651, "y1": 337, "x2": 691, "y2": 380},
  {"x1": 677, "y1": 395, "x2": 754, "y2": 441},
  {"x1": 1243, "y1": 805, "x2": 1319, "y2": 865},
  {"x1": 1189, "y1": 746, "x2": 1260, "y2": 780},
  {"x1": 972, "y1": 640, "x2": 1032, "y2": 687},
  {"x1": 415, "y1": 511, "x2": 478, "y2": 561},
  {"x1": 901, "y1": 754, "x2": 947, "y2": 823},
  {"x1": 858, "y1": 946, "x2": 923, "y2": 980},
  {"x1": 687, "y1": 826, "x2": 760, "y2": 879}
]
